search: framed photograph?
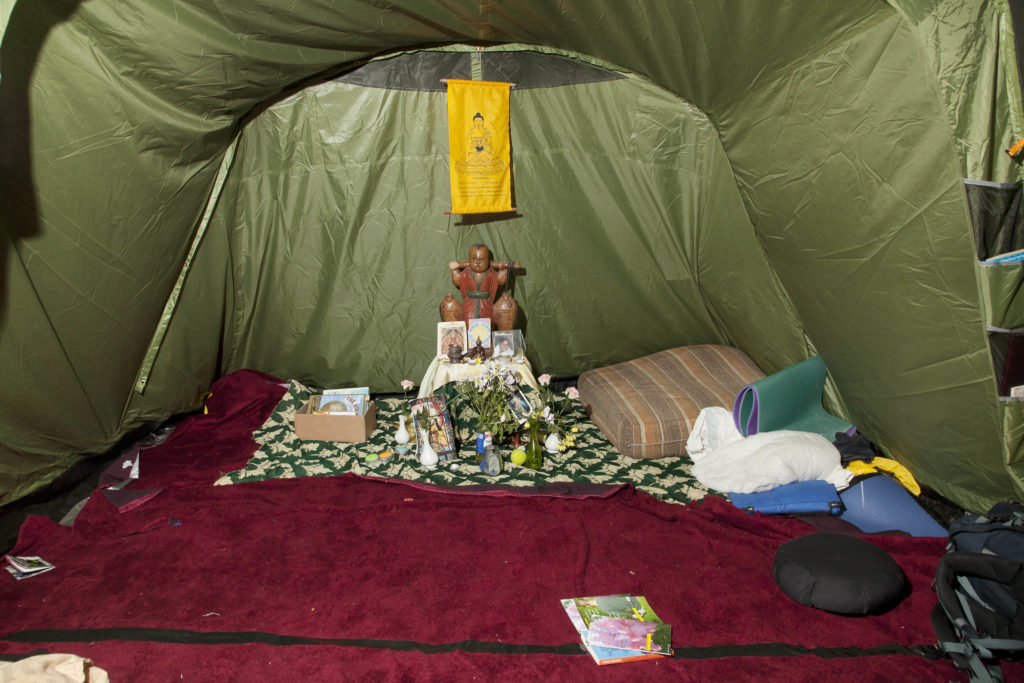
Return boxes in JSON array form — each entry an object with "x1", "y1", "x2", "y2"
[
  {"x1": 437, "y1": 321, "x2": 468, "y2": 359},
  {"x1": 408, "y1": 395, "x2": 457, "y2": 462},
  {"x1": 467, "y1": 318, "x2": 492, "y2": 350},
  {"x1": 492, "y1": 331, "x2": 515, "y2": 358},
  {"x1": 507, "y1": 386, "x2": 532, "y2": 420}
]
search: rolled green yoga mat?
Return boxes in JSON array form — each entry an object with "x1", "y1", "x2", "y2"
[{"x1": 732, "y1": 355, "x2": 853, "y2": 439}]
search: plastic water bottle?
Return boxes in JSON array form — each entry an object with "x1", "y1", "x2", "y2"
[{"x1": 479, "y1": 445, "x2": 502, "y2": 476}]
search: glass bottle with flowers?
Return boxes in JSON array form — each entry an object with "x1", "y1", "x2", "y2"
[
  {"x1": 534, "y1": 374, "x2": 580, "y2": 454},
  {"x1": 522, "y1": 408, "x2": 545, "y2": 469},
  {"x1": 394, "y1": 379, "x2": 415, "y2": 455}
]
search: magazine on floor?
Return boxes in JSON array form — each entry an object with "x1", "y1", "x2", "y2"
[
  {"x1": 5, "y1": 555, "x2": 55, "y2": 580},
  {"x1": 560, "y1": 595, "x2": 672, "y2": 665}
]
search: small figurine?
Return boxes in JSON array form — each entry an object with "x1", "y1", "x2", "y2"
[
  {"x1": 467, "y1": 338, "x2": 489, "y2": 361},
  {"x1": 446, "y1": 244, "x2": 520, "y2": 329}
]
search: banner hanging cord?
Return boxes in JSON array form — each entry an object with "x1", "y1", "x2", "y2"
[{"x1": 471, "y1": 48, "x2": 483, "y2": 81}]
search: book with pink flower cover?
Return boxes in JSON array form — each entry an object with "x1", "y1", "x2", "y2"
[
  {"x1": 572, "y1": 594, "x2": 672, "y2": 654},
  {"x1": 561, "y1": 595, "x2": 672, "y2": 665}
]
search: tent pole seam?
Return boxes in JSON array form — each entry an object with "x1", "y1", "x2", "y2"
[{"x1": 131, "y1": 139, "x2": 239, "y2": 395}]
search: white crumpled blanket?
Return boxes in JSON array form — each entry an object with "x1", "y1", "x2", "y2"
[
  {"x1": 686, "y1": 407, "x2": 853, "y2": 494},
  {"x1": 686, "y1": 407, "x2": 743, "y2": 462},
  {"x1": 0, "y1": 654, "x2": 109, "y2": 683}
]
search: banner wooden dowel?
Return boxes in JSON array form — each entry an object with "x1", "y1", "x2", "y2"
[
  {"x1": 444, "y1": 208, "x2": 518, "y2": 215},
  {"x1": 440, "y1": 78, "x2": 516, "y2": 88}
]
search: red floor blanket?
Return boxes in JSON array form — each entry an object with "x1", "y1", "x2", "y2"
[{"x1": 0, "y1": 370, "x2": 1001, "y2": 680}]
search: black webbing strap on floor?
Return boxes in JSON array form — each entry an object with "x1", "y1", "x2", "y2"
[
  {"x1": 669, "y1": 641, "x2": 942, "y2": 661},
  {"x1": 0, "y1": 649, "x2": 49, "y2": 662},
  {"x1": 2, "y1": 627, "x2": 942, "y2": 661},
  {"x1": 3, "y1": 629, "x2": 581, "y2": 655}
]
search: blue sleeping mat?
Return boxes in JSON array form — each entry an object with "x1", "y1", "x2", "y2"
[{"x1": 839, "y1": 474, "x2": 947, "y2": 537}]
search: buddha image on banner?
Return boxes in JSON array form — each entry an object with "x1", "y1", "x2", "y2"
[{"x1": 446, "y1": 79, "x2": 512, "y2": 214}]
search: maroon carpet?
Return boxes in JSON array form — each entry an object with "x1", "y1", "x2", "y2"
[{"x1": 0, "y1": 370, "x2": 1001, "y2": 680}]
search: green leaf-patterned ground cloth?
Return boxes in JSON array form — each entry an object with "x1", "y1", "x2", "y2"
[{"x1": 215, "y1": 380, "x2": 711, "y2": 505}]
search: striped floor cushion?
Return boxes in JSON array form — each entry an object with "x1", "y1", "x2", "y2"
[{"x1": 577, "y1": 345, "x2": 765, "y2": 460}]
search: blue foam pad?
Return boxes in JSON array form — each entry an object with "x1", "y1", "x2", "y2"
[
  {"x1": 729, "y1": 480, "x2": 843, "y2": 516},
  {"x1": 839, "y1": 474, "x2": 947, "y2": 538}
]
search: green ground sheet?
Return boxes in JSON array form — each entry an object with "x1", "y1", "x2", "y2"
[{"x1": 216, "y1": 380, "x2": 712, "y2": 505}]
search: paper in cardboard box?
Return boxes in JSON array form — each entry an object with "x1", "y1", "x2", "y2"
[{"x1": 295, "y1": 399, "x2": 376, "y2": 442}]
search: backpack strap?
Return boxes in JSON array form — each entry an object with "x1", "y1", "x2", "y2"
[
  {"x1": 934, "y1": 552, "x2": 1024, "y2": 682},
  {"x1": 933, "y1": 604, "x2": 1007, "y2": 683},
  {"x1": 936, "y1": 552, "x2": 1024, "y2": 611}
]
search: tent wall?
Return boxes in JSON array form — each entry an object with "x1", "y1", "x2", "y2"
[
  {"x1": 1, "y1": 0, "x2": 1023, "y2": 512},
  {"x1": 717, "y1": 7, "x2": 1018, "y2": 510},
  {"x1": 197, "y1": 51, "x2": 807, "y2": 394},
  {"x1": 898, "y1": 0, "x2": 1024, "y2": 499}
]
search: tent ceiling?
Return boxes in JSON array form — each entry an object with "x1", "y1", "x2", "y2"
[{"x1": 1, "y1": 1, "x2": 1023, "y2": 513}]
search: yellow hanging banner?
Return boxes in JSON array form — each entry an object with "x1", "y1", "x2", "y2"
[{"x1": 446, "y1": 79, "x2": 513, "y2": 214}]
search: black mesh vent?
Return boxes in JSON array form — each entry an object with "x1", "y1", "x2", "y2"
[
  {"x1": 336, "y1": 49, "x2": 622, "y2": 91},
  {"x1": 481, "y1": 50, "x2": 623, "y2": 89},
  {"x1": 336, "y1": 52, "x2": 471, "y2": 91}
]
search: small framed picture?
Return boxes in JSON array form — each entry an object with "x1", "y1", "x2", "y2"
[
  {"x1": 492, "y1": 331, "x2": 515, "y2": 358},
  {"x1": 507, "y1": 386, "x2": 532, "y2": 420},
  {"x1": 437, "y1": 321, "x2": 468, "y2": 359},
  {"x1": 467, "y1": 318, "x2": 492, "y2": 351},
  {"x1": 408, "y1": 395, "x2": 457, "y2": 462}
]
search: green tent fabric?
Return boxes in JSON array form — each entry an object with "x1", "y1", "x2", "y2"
[
  {"x1": 733, "y1": 356, "x2": 855, "y2": 440},
  {"x1": 2, "y1": 1, "x2": 1024, "y2": 513}
]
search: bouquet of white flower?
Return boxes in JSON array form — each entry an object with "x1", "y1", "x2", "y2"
[
  {"x1": 535, "y1": 373, "x2": 580, "y2": 447},
  {"x1": 454, "y1": 363, "x2": 522, "y2": 443}
]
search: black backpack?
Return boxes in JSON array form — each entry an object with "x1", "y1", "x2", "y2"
[{"x1": 932, "y1": 501, "x2": 1024, "y2": 682}]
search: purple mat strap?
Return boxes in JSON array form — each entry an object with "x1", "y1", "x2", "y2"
[{"x1": 732, "y1": 384, "x2": 760, "y2": 436}]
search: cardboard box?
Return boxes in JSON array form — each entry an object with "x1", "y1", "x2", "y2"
[{"x1": 294, "y1": 400, "x2": 377, "y2": 442}]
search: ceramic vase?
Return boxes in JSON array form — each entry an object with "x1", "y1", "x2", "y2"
[
  {"x1": 394, "y1": 414, "x2": 410, "y2": 455},
  {"x1": 544, "y1": 432, "x2": 561, "y2": 454},
  {"x1": 418, "y1": 429, "x2": 439, "y2": 469},
  {"x1": 492, "y1": 291, "x2": 517, "y2": 331},
  {"x1": 439, "y1": 293, "x2": 460, "y2": 322}
]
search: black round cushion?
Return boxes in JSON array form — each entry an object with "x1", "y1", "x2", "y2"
[{"x1": 772, "y1": 532, "x2": 909, "y2": 615}]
